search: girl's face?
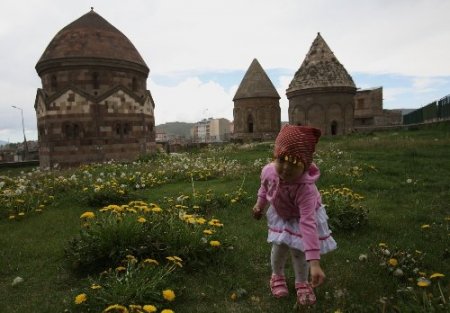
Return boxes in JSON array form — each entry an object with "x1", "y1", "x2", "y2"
[{"x1": 274, "y1": 157, "x2": 305, "y2": 182}]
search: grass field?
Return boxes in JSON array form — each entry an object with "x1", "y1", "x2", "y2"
[{"x1": 1, "y1": 124, "x2": 449, "y2": 313}]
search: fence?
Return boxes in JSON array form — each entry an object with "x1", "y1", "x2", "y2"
[{"x1": 403, "y1": 94, "x2": 450, "y2": 125}]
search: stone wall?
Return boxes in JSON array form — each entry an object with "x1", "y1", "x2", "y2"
[
  {"x1": 36, "y1": 87, "x2": 155, "y2": 168},
  {"x1": 233, "y1": 98, "x2": 281, "y2": 140},
  {"x1": 287, "y1": 88, "x2": 355, "y2": 135}
]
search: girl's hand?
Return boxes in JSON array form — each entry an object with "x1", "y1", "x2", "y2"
[
  {"x1": 252, "y1": 205, "x2": 263, "y2": 220},
  {"x1": 309, "y1": 260, "x2": 325, "y2": 287}
]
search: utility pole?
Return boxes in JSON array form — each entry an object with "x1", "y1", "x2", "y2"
[{"x1": 12, "y1": 105, "x2": 28, "y2": 161}]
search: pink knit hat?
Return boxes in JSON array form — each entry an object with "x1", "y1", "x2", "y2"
[{"x1": 274, "y1": 125, "x2": 321, "y2": 169}]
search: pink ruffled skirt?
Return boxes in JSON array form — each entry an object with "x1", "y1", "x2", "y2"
[{"x1": 266, "y1": 205, "x2": 337, "y2": 254}]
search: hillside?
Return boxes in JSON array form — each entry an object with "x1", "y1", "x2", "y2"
[{"x1": 155, "y1": 122, "x2": 194, "y2": 138}]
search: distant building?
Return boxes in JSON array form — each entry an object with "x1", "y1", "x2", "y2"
[
  {"x1": 0, "y1": 146, "x2": 15, "y2": 163},
  {"x1": 192, "y1": 118, "x2": 231, "y2": 143},
  {"x1": 34, "y1": 9, "x2": 156, "y2": 168},
  {"x1": 232, "y1": 59, "x2": 281, "y2": 142},
  {"x1": 287, "y1": 33, "x2": 356, "y2": 135},
  {"x1": 354, "y1": 87, "x2": 402, "y2": 127},
  {"x1": 155, "y1": 131, "x2": 168, "y2": 142}
]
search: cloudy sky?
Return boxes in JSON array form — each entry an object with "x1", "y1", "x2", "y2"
[{"x1": 1, "y1": 0, "x2": 449, "y2": 143}]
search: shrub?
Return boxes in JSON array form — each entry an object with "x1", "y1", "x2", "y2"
[
  {"x1": 71, "y1": 257, "x2": 178, "y2": 313},
  {"x1": 321, "y1": 186, "x2": 369, "y2": 231},
  {"x1": 66, "y1": 200, "x2": 230, "y2": 274}
]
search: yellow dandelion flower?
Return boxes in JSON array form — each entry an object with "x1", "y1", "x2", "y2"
[
  {"x1": 203, "y1": 229, "x2": 214, "y2": 235},
  {"x1": 166, "y1": 256, "x2": 183, "y2": 267},
  {"x1": 230, "y1": 292, "x2": 237, "y2": 301},
  {"x1": 143, "y1": 305, "x2": 157, "y2": 313},
  {"x1": 388, "y1": 258, "x2": 398, "y2": 267},
  {"x1": 186, "y1": 217, "x2": 196, "y2": 224},
  {"x1": 90, "y1": 283, "x2": 102, "y2": 289},
  {"x1": 129, "y1": 304, "x2": 142, "y2": 311},
  {"x1": 196, "y1": 217, "x2": 206, "y2": 224},
  {"x1": 378, "y1": 243, "x2": 388, "y2": 248},
  {"x1": 103, "y1": 304, "x2": 129, "y2": 312},
  {"x1": 417, "y1": 277, "x2": 431, "y2": 287},
  {"x1": 162, "y1": 289, "x2": 176, "y2": 301},
  {"x1": 172, "y1": 256, "x2": 183, "y2": 262},
  {"x1": 208, "y1": 219, "x2": 224, "y2": 227},
  {"x1": 115, "y1": 266, "x2": 126, "y2": 272},
  {"x1": 80, "y1": 211, "x2": 95, "y2": 219},
  {"x1": 209, "y1": 240, "x2": 221, "y2": 247},
  {"x1": 143, "y1": 258, "x2": 159, "y2": 265},
  {"x1": 74, "y1": 293, "x2": 87, "y2": 304},
  {"x1": 18, "y1": 212, "x2": 25, "y2": 216},
  {"x1": 152, "y1": 207, "x2": 162, "y2": 213},
  {"x1": 161, "y1": 310, "x2": 174, "y2": 313},
  {"x1": 421, "y1": 224, "x2": 430, "y2": 229},
  {"x1": 430, "y1": 273, "x2": 445, "y2": 279},
  {"x1": 137, "y1": 217, "x2": 147, "y2": 223}
]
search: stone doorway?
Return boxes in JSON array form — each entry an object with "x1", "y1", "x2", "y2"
[
  {"x1": 331, "y1": 121, "x2": 338, "y2": 135},
  {"x1": 247, "y1": 114, "x2": 254, "y2": 133}
]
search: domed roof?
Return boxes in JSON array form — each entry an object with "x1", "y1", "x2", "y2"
[
  {"x1": 233, "y1": 58, "x2": 280, "y2": 101},
  {"x1": 36, "y1": 9, "x2": 148, "y2": 74},
  {"x1": 287, "y1": 33, "x2": 355, "y2": 94}
]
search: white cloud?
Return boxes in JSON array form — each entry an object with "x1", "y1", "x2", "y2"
[
  {"x1": 412, "y1": 77, "x2": 449, "y2": 93},
  {"x1": 150, "y1": 77, "x2": 236, "y2": 124},
  {"x1": 383, "y1": 87, "x2": 411, "y2": 104}
]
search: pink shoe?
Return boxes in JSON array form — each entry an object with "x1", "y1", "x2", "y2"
[
  {"x1": 270, "y1": 275, "x2": 289, "y2": 298},
  {"x1": 295, "y1": 282, "x2": 316, "y2": 305}
]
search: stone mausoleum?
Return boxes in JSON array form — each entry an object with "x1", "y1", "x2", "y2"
[
  {"x1": 232, "y1": 58, "x2": 281, "y2": 141},
  {"x1": 287, "y1": 33, "x2": 356, "y2": 135},
  {"x1": 34, "y1": 9, "x2": 156, "y2": 168}
]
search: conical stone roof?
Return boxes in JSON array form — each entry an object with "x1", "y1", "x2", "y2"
[
  {"x1": 233, "y1": 58, "x2": 280, "y2": 101},
  {"x1": 287, "y1": 33, "x2": 355, "y2": 94},
  {"x1": 36, "y1": 9, "x2": 148, "y2": 74}
]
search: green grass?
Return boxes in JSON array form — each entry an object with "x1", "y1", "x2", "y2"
[{"x1": 1, "y1": 125, "x2": 449, "y2": 312}]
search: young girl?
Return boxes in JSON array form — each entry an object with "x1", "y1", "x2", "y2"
[{"x1": 252, "y1": 125, "x2": 337, "y2": 306}]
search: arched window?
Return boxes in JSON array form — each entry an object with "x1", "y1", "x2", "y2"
[
  {"x1": 247, "y1": 114, "x2": 254, "y2": 133},
  {"x1": 123, "y1": 123, "x2": 131, "y2": 135},
  {"x1": 64, "y1": 123, "x2": 73, "y2": 138},
  {"x1": 63, "y1": 123, "x2": 81, "y2": 138},
  {"x1": 115, "y1": 123, "x2": 122, "y2": 136},
  {"x1": 114, "y1": 123, "x2": 131, "y2": 137},
  {"x1": 132, "y1": 77, "x2": 138, "y2": 91},
  {"x1": 51, "y1": 75, "x2": 57, "y2": 91},
  {"x1": 93, "y1": 72, "x2": 99, "y2": 89},
  {"x1": 73, "y1": 124, "x2": 80, "y2": 137}
]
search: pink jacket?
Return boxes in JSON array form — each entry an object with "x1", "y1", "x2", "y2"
[{"x1": 257, "y1": 162, "x2": 322, "y2": 260}]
